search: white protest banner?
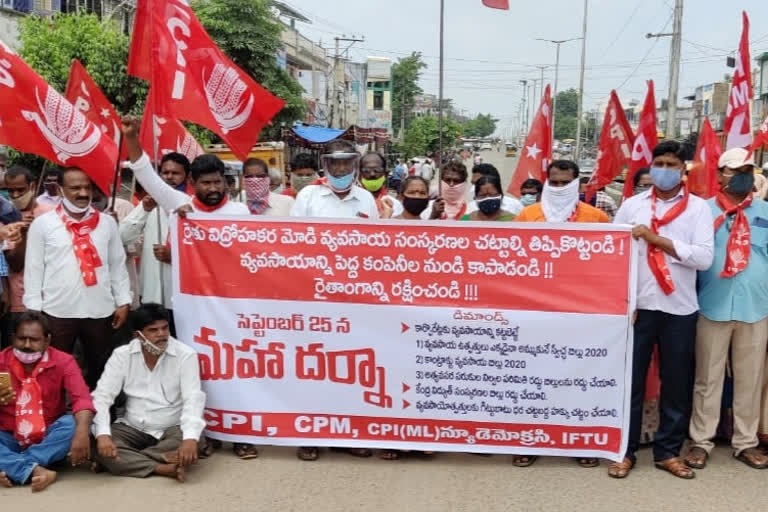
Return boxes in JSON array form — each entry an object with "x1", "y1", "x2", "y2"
[{"x1": 171, "y1": 216, "x2": 636, "y2": 461}]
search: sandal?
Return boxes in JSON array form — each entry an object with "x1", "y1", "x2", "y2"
[
  {"x1": 345, "y1": 448, "x2": 373, "y2": 458},
  {"x1": 734, "y1": 448, "x2": 768, "y2": 469},
  {"x1": 683, "y1": 447, "x2": 708, "y2": 469},
  {"x1": 607, "y1": 457, "x2": 633, "y2": 479},
  {"x1": 233, "y1": 443, "x2": 259, "y2": 460},
  {"x1": 296, "y1": 447, "x2": 319, "y2": 461},
  {"x1": 512, "y1": 455, "x2": 538, "y2": 467},
  {"x1": 377, "y1": 449, "x2": 400, "y2": 460},
  {"x1": 198, "y1": 437, "x2": 218, "y2": 459},
  {"x1": 574, "y1": 457, "x2": 599, "y2": 468},
  {"x1": 654, "y1": 457, "x2": 695, "y2": 479}
]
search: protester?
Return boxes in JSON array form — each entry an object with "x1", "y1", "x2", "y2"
[
  {"x1": 610, "y1": 140, "x2": 714, "y2": 479},
  {"x1": 516, "y1": 160, "x2": 610, "y2": 223},
  {"x1": 409, "y1": 159, "x2": 421, "y2": 177},
  {"x1": 22, "y1": 166, "x2": 132, "y2": 389},
  {"x1": 752, "y1": 166, "x2": 768, "y2": 200},
  {"x1": 467, "y1": 163, "x2": 523, "y2": 215},
  {"x1": 390, "y1": 159, "x2": 407, "y2": 192},
  {"x1": 35, "y1": 169, "x2": 62, "y2": 208},
  {"x1": 633, "y1": 168, "x2": 653, "y2": 196},
  {"x1": 120, "y1": 152, "x2": 192, "y2": 322},
  {"x1": 91, "y1": 304, "x2": 205, "y2": 482},
  {"x1": 122, "y1": 117, "x2": 249, "y2": 218},
  {"x1": 290, "y1": 140, "x2": 378, "y2": 220},
  {"x1": 240, "y1": 158, "x2": 294, "y2": 217},
  {"x1": 284, "y1": 153, "x2": 319, "y2": 199},
  {"x1": 0, "y1": 312, "x2": 94, "y2": 491},
  {"x1": 579, "y1": 177, "x2": 618, "y2": 220},
  {"x1": 268, "y1": 168, "x2": 283, "y2": 194},
  {"x1": 359, "y1": 151, "x2": 400, "y2": 217},
  {"x1": 420, "y1": 158, "x2": 435, "y2": 182},
  {"x1": 224, "y1": 168, "x2": 239, "y2": 201},
  {"x1": 3, "y1": 166, "x2": 57, "y2": 343},
  {"x1": 461, "y1": 176, "x2": 515, "y2": 221},
  {"x1": 394, "y1": 176, "x2": 430, "y2": 220},
  {"x1": 421, "y1": 161, "x2": 468, "y2": 220},
  {"x1": 520, "y1": 179, "x2": 543, "y2": 206},
  {"x1": 684, "y1": 148, "x2": 768, "y2": 470}
]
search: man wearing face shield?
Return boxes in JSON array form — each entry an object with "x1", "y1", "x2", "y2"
[
  {"x1": 684, "y1": 148, "x2": 768, "y2": 471},
  {"x1": 290, "y1": 140, "x2": 378, "y2": 219},
  {"x1": 91, "y1": 304, "x2": 206, "y2": 482},
  {"x1": 515, "y1": 160, "x2": 610, "y2": 223},
  {"x1": 611, "y1": 140, "x2": 714, "y2": 480}
]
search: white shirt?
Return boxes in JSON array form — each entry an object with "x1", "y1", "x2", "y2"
[
  {"x1": 92, "y1": 337, "x2": 206, "y2": 440},
  {"x1": 466, "y1": 195, "x2": 524, "y2": 216},
  {"x1": 290, "y1": 184, "x2": 379, "y2": 219},
  {"x1": 420, "y1": 163, "x2": 434, "y2": 182},
  {"x1": 127, "y1": 153, "x2": 250, "y2": 216},
  {"x1": 23, "y1": 208, "x2": 132, "y2": 318},
  {"x1": 238, "y1": 190, "x2": 295, "y2": 217},
  {"x1": 36, "y1": 192, "x2": 61, "y2": 208},
  {"x1": 614, "y1": 188, "x2": 714, "y2": 315},
  {"x1": 120, "y1": 203, "x2": 173, "y2": 308}
]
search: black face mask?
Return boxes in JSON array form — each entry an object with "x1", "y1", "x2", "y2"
[{"x1": 402, "y1": 196, "x2": 429, "y2": 216}]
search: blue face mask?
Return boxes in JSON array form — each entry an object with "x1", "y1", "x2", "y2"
[
  {"x1": 327, "y1": 171, "x2": 356, "y2": 192},
  {"x1": 477, "y1": 196, "x2": 502, "y2": 215},
  {"x1": 520, "y1": 194, "x2": 537, "y2": 206},
  {"x1": 649, "y1": 167, "x2": 682, "y2": 191}
]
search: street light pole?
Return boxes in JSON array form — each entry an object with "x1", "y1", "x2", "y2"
[
  {"x1": 647, "y1": 0, "x2": 683, "y2": 139},
  {"x1": 537, "y1": 37, "x2": 581, "y2": 142},
  {"x1": 438, "y1": 0, "x2": 445, "y2": 166},
  {"x1": 575, "y1": 0, "x2": 589, "y2": 160}
]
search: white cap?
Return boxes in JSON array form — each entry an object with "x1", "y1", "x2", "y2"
[{"x1": 718, "y1": 147, "x2": 755, "y2": 169}]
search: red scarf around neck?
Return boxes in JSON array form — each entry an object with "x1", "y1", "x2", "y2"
[
  {"x1": 192, "y1": 194, "x2": 229, "y2": 212},
  {"x1": 8, "y1": 355, "x2": 46, "y2": 448},
  {"x1": 57, "y1": 205, "x2": 102, "y2": 286},
  {"x1": 714, "y1": 192, "x2": 753, "y2": 278},
  {"x1": 648, "y1": 186, "x2": 689, "y2": 295}
]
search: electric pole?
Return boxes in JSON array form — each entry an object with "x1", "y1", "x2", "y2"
[
  {"x1": 537, "y1": 37, "x2": 581, "y2": 142},
  {"x1": 647, "y1": 0, "x2": 683, "y2": 138},
  {"x1": 332, "y1": 35, "x2": 365, "y2": 129},
  {"x1": 575, "y1": 0, "x2": 589, "y2": 161}
]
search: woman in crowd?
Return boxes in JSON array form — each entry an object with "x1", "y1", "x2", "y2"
[
  {"x1": 460, "y1": 176, "x2": 515, "y2": 222},
  {"x1": 393, "y1": 176, "x2": 431, "y2": 220},
  {"x1": 423, "y1": 161, "x2": 468, "y2": 220},
  {"x1": 633, "y1": 168, "x2": 652, "y2": 195}
]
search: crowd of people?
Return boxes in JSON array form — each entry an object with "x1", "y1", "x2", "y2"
[{"x1": 0, "y1": 116, "x2": 767, "y2": 491}]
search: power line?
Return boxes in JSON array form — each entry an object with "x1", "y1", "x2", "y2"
[
  {"x1": 597, "y1": 0, "x2": 646, "y2": 64},
  {"x1": 615, "y1": 14, "x2": 672, "y2": 91}
]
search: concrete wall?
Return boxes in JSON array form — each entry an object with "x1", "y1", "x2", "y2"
[{"x1": 0, "y1": 9, "x2": 21, "y2": 50}]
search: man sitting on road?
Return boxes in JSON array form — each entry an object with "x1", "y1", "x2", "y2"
[
  {"x1": 91, "y1": 303, "x2": 206, "y2": 482},
  {"x1": 0, "y1": 312, "x2": 94, "y2": 492}
]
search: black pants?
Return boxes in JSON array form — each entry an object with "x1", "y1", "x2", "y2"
[
  {"x1": 43, "y1": 313, "x2": 114, "y2": 390},
  {"x1": 626, "y1": 309, "x2": 697, "y2": 463}
]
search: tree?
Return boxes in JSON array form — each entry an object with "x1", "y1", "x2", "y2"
[
  {"x1": 463, "y1": 113, "x2": 498, "y2": 138},
  {"x1": 392, "y1": 52, "x2": 427, "y2": 137},
  {"x1": 555, "y1": 88, "x2": 579, "y2": 118},
  {"x1": 554, "y1": 116, "x2": 577, "y2": 141},
  {"x1": 398, "y1": 115, "x2": 462, "y2": 158},
  {"x1": 18, "y1": 13, "x2": 146, "y2": 114},
  {"x1": 193, "y1": 0, "x2": 305, "y2": 140}
]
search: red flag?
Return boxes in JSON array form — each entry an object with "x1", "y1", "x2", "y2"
[
  {"x1": 0, "y1": 41, "x2": 116, "y2": 194},
  {"x1": 64, "y1": 60, "x2": 122, "y2": 151},
  {"x1": 725, "y1": 11, "x2": 753, "y2": 150},
  {"x1": 128, "y1": 0, "x2": 284, "y2": 161},
  {"x1": 688, "y1": 118, "x2": 722, "y2": 199},
  {"x1": 140, "y1": 88, "x2": 205, "y2": 163},
  {"x1": 585, "y1": 91, "x2": 635, "y2": 201},
  {"x1": 747, "y1": 112, "x2": 768, "y2": 158},
  {"x1": 622, "y1": 80, "x2": 658, "y2": 199},
  {"x1": 508, "y1": 84, "x2": 552, "y2": 196},
  {"x1": 482, "y1": 0, "x2": 509, "y2": 9}
]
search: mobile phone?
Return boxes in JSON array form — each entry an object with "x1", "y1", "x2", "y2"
[{"x1": 0, "y1": 372, "x2": 11, "y2": 390}]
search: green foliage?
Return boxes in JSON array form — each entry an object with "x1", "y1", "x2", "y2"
[
  {"x1": 18, "y1": 13, "x2": 147, "y2": 115},
  {"x1": 193, "y1": 0, "x2": 305, "y2": 140},
  {"x1": 555, "y1": 88, "x2": 578, "y2": 118},
  {"x1": 554, "y1": 115, "x2": 577, "y2": 141},
  {"x1": 462, "y1": 113, "x2": 498, "y2": 138},
  {"x1": 392, "y1": 52, "x2": 427, "y2": 135},
  {"x1": 397, "y1": 116, "x2": 462, "y2": 158}
]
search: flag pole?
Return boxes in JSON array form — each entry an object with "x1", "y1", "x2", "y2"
[
  {"x1": 438, "y1": 0, "x2": 445, "y2": 182},
  {"x1": 109, "y1": 134, "x2": 124, "y2": 213}
]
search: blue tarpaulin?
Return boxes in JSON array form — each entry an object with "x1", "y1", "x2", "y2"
[{"x1": 292, "y1": 125, "x2": 346, "y2": 144}]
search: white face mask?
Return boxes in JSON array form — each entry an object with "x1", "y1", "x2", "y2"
[
  {"x1": 138, "y1": 331, "x2": 167, "y2": 356},
  {"x1": 541, "y1": 178, "x2": 579, "y2": 223},
  {"x1": 61, "y1": 196, "x2": 91, "y2": 214}
]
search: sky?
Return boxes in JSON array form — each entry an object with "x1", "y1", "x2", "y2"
[{"x1": 279, "y1": 0, "x2": 768, "y2": 136}]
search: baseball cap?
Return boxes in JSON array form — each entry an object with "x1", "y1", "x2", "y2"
[{"x1": 718, "y1": 147, "x2": 755, "y2": 169}]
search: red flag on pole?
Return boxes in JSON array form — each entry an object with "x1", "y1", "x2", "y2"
[
  {"x1": 507, "y1": 84, "x2": 552, "y2": 196},
  {"x1": 127, "y1": 0, "x2": 285, "y2": 161},
  {"x1": 140, "y1": 88, "x2": 205, "y2": 163},
  {"x1": 585, "y1": 90, "x2": 635, "y2": 201},
  {"x1": 747, "y1": 113, "x2": 768, "y2": 158},
  {"x1": 688, "y1": 118, "x2": 722, "y2": 198},
  {"x1": 482, "y1": 0, "x2": 510, "y2": 9},
  {"x1": 725, "y1": 11, "x2": 753, "y2": 150},
  {"x1": 64, "y1": 59, "x2": 122, "y2": 151},
  {"x1": 622, "y1": 80, "x2": 658, "y2": 199},
  {"x1": 0, "y1": 41, "x2": 116, "y2": 194}
]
